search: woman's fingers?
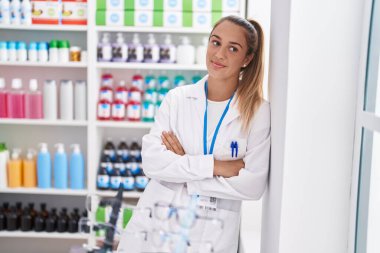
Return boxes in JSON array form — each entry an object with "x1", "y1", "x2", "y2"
[
  {"x1": 161, "y1": 131, "x2": 185, "y2": 156},
  {"x1": 161, "y1": 133, "x2": 173, "y2": 151},
  {"x1": 170, "y1": 133, "x2": 186, "y2": 155}
]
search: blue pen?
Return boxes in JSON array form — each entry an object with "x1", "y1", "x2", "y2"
[
  {"x1": 230, "y1": 141, "x2": 235, "y2": 157},
  {"x1": 235, "y1": 142, "x2": 238, "y2": 157}
]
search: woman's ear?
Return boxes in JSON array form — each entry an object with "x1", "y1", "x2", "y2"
[{"x1": 243, "y1": 54, "x2": 254, "y2": 68}]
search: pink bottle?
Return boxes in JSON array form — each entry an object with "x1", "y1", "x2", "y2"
[
  {"x1": 114, "y1": 80, "x2": 128, "y2": 105},
  {"x1": 0, "y1": 78, "x2": 7, "y2": 118},
  {"x1": 112, "y1": 99, "x2": 126, "y2": 121},
  {"x1": 126, "y1": 92, "x2": 141, "y2": 121},
  {"x1": 7, "y1": 79, "x2": 25, "y2": 119},
  {"x1": 25, "y1": 79, "x2": 43, "y2": 119},
  {"x1": 99, "y1": 74, "x2": 114, "y2": 103}
]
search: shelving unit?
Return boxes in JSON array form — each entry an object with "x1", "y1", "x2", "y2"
[
  {"x1": 0, "y1": 62, "x2": 87, "y2": 68},
  {"x1": 0, "y1": 231, "x2": 88, "y2": 240},
  {"x1": 0, "y1": 119, "x2": 88, "y2": 127},
  {"x1": 0, "y1": 188, "x2": 88, "y2": 196}
]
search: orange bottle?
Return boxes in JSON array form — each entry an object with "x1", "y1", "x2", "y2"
[
  {"x1": 7, "y1": 149, "x2": 23, "y2": 188},
  {"x1": 23, "y1": 149, "x2": 37, "y2": 187}
]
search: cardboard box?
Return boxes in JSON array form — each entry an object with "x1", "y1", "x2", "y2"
[
  {"x1": 31, "y1": 0, "x2": 60, "y2": 25},
  {"x1": 192, "y1": 0, "x2": 211, "y2": 12},
  {"x1": 61, "y1": 0, "x2": 87, "y2": 25},
  {"x1": 222, "y1": 0, "x2": 240, "y2": 12},
  {"x1": 96, "y1": 10, "x2": 124, "y2": 26},
  {"x1": 163, "y1": 11, "x2": 182, "y2": 27}
]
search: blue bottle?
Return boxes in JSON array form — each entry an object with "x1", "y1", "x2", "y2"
[
  {"x1": 54, "y1": 143, "x2": 68, "y2": 189},
  {"x1": 69, "y1": 144, "x2": 84, "y2": 190},
  {"x1": 37, "y1": 143, "x2": 51, "y2": 188}
]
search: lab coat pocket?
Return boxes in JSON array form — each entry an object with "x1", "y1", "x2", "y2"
[{"x1": 217, "y1": 138, "x2": 247, "y2": 161}]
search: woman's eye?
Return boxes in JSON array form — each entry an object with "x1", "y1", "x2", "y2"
[
  {"x1": 211, "y1": 40, "x2": 220, "y2": 46},
  {"x1": 229, "y1": 47, "x2": 238, "y2": 52}
]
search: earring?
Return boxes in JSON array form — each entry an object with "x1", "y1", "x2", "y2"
[{"x1": 243, "y1": 64, "x2": 247, "y2": 68}]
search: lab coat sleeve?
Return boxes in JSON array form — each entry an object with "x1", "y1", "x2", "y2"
[
  {"x1": 186, "y1": 102, "x2": 271, "y2": 200},
  {"x1": 141, "y1": 89, "x2": 214, "y2": 183}
]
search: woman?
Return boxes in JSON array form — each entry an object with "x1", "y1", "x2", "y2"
[{"x1": 118, "y1": 15, "x2": 270, "y2": 253}]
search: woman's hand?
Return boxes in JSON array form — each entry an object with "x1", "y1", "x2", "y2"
[
  {"x1": 214, "y1": 159, "x2": 245, "y2": 178},
  {"x1": 161, "y1": 131, "x2": 186, "y2": 156}
]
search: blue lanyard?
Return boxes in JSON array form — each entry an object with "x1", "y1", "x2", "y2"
[{"x1": 203, "y1": 81, "x2": 234, "y2": 155}]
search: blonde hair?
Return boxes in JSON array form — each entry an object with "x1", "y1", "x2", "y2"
[{"x1": 212, "y1": 16, "x2": 265, "y2": 132}]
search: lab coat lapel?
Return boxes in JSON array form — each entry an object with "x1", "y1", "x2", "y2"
[{"x1": 185, "y1": 76, "x2": 207, "y2": 127}]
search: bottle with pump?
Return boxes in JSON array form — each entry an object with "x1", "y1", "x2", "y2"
[
  {"x1": 143, "y1": 33, "x2": 160, "y2": 63},
  {"x1": 69, "y1": 144, "x2": 84, "y2": 190},
  {"x1": 23, "y1": 149, "x2": 37, "y2": 187},
  {"x1": 0, "y1": 143, "x2": 9, "y2": 189},
  {"x1": 0, "y1": 0, "x2": 11, "y2": 25},
  {"x1": 196, "y1": 37, "x2": 208, "y2": 65},
  {"x1": 128, "y1": 33, "x2": 144, "y2": 62},
  {"x1": 25, "y1": 79, "x2": 43, "y2": 119},
  {"x1": 176, "y1": 36, "x2": 195, "y2": 65},
  {"x1": 97, "y1": 33, "x2": 112, "y2": 62},
  {"x1": 37, "y1": 143, "x2": 51, "y2": 188},
  {"x1": 43, "y1": 80, "x2": 58, "y2": 120},
  {"x1": 7, "y1": 78, "x2": 25, "y2": 118},
  {"x1": 0, "y1": 78, "x2": 7, "y2": 118},
  {"x1": 54, "y1": 143, "x2": 68, "y2": 189},
  {"x1": 112, "y1": 33, "x2": 128, "y2": 62},
  {"x1": 7, "y1": 148, "x2": 23, "y2": 188},
  {"x1": 160, "y1": 34, "x2": 176, "y2": 63}
]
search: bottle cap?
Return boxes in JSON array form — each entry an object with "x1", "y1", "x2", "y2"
[
  {"x1": 11, "y1": 149, "x2": 21, "y2": 160},
  {"x1": 147, "y1": 34, "x2": 155, "y2": 45},
  {"x1": 39, "y1": 143, "x2": 48, "y2": 152},
  {"x1": 37, "y1": 42, "x2": 48, "y2": 51},
  {"x1": 16, "y1": 41, "x2": 27, "y2": 50},
  {"x1": 181, "y1": 36, "x2": 191, "y2": 45},
  {"x1": 26, "y1": 149, "x2": 36, "y2": 160},
  {"x1": 58, "y1": 40, "x2": 70, "y2": 49},
  {"x1": 7, "y1": 41, "x2": 16, "y2": 50},
  {"x1": 0, "y1": 78, "x2": 5, "y2": 89},
  {"x1": 29, "y1": 79, "x2": 38, "y2": 91},
  {"x1": 101, "y1": 33, "x2": 110, "y2": 43},
  {"x1": 11, "y1": 79, "x2": 22, "y2": 90},
  {"x1": 49, "y1": 40, "x2": 58, "y2": 48},
  {"x1": 70, "y1": 46, "x2": 81, "y2": 52},
  {"x1": 70, "y1": 144, "x2": 81, "y2": 153},
  {"x1": 116, "y1": 33, "x2": 124, "y2": 44},
  {"x1": 0, "y1": 143, "x2": 7, "y2": 152},
  {"x1": 29, "y1": 42, "x2": 37, "y2": 50},
  {"x1": 54, "y1": 143, "x2": 65, "y2": 153},
  {"x1": 132, "y1": 33, "x2": 140, "y2": 44},
  {"x1": 0, "y1": 41, "x2": 7, "y2": 50},
  {"x1": 164, "y1": 34, "x2": 172, "y2": 45}
]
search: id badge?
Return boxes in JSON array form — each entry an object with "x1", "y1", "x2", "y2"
[{"x1": 197, "y1": 195, "x2": 218, "y2": 211}]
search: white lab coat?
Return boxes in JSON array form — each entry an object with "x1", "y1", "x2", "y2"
[{"x1": 118, "y1": 76, "x2": 271, "y2": 253}]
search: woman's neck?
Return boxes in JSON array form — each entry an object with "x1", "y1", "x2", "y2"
[{"x1": 207, "y1": 75, "x2": 239, "y2": 101}]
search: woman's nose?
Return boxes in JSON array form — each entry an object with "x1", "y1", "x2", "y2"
[{"x1": 214, "y1": 47, "x2": 227, "y2": 60}]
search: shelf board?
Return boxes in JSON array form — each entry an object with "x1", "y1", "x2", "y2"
[
  {"x1": 0, "y1": 62, "x2": 87, "y2": 68},
  {"x1": 95, "y1": 26, "x2": 211, "y2": 34},
  {"x1": 0, "y1": 231, "x2": 88, "y2": 240},
  {"x1": 0, "y1": 119, "x2": 88, "y2": 127},
  {"x1": 0, "y1": 24, "x2": 87, "y2": 31},
  {"x1": 96, "y1": 62, "x2": 207, "y2": 71},
  {"x1": 95, "y1": 121, "x2": 153, "y2": 129},
  {"x1": 0, "y1": 188, "x2": 88, "y2": 196},
  {"x1": 95, "y1": 190, "x2": 143, "y2": 198}
]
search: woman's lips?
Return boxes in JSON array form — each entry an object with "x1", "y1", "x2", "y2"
[{"x1": 211, "y1": 60, "x2": 226, "y2": 69}]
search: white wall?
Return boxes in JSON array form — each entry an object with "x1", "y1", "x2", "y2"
[{"x1": 261, "y1": 0, "x2": 365, "y2": 252}]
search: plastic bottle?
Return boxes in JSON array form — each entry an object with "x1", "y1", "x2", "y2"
[
  {"x1": 111, "y1": 97, "x2": 125, "y2": 120},
  {"x1": 0, "y1": 78, "x2": 7, "y2": 118},
  {"x1": 25, "y1": 79, "x2": 43, "y2": 119},
  {"x1": 196, "y1": 37, "x2": 208, "y2": 65},
  {"x1": 129, "y1": 140, "x2": 141, "y2": 160},
  {"x1": 7, "y1": 148, "x2": 23, "y2": 187},
  {"x1": 60, "y1": 80, "x2": 74, "y2": 120},
  {"x1": 143, "y1": 33, "x2": 160, "y2": 63},
  {"x1": 122, "y1": 167, "x2": 135, "y2": 191},
  {"x1": 69, "y1": 144, "x2": 84, "y2": 189},
  {"x1": 176, "y1": 36, "x2": 195, "y2": 65},
  {"x1": 37, "y1": 42, "x2": 48, "y2": 62},
  {"x1": 110, "y1": 167, "x2": 121, "y2": 191},
  {"x1": 0, "y1": 0, "x2": 11, "y2": 25},
  {"x1": 7, "y1": 78, "x2": 24, "y2": 118},
  {"x1": 97, "y1": 165, "x2": 109, "y2": 190},
  {"x1": 23, "y1": 149, "x2": 37, "y2": 187},
  {"x1": 103, "y1": 139, "x2": 116, "y2": 161},
  {"x1": 126, "y1": 95, "x2": 141, "y2": 121},
  {"x1": 117, "y1": 139, "x2": 129, "y2": 162},
  {"x1": 20, "y1": 0, "x2": 31, "y2": 25},
  {"x1": 97, "y1": 98, "x2": 111, "y2": 120},
  {"x1": 100, "y1": 154, "x2": 113, "y2": 175},
  {"x1": 112, "y1": 33, "x2": 128, "y2": 62},
  {"x1": 135, "y1": 171, "x2": 149, "y2": 192},
  {"x1": 127, "y1": 156, "x2": 141, "y2": 176},
  {"x1": 144, "y1": 74, "x2": 156, "y2": 91},
  {"x1": 174, "y1": 75, "x2": 186, "y2": 88},
  {"x1": 99, "y1": 74, "x2": 113, "y2": 102},
  {"x1": 159, "y1": 34, "x2": 176, "y2": 63},
  {"x1": 7, "y1": 41, "x2": 17, "y2": 61},
  {"x1": 114, "y1": 80, "x2": 128, "y2": 104},
  {"x1": 54, "y1": 143, "x2": 68, "y2": 189},
  {"x1": 43, "y1": 80, "x2": 58, "y2": 120},
  {"x1": 20, "y1": 207, "x2": 32, "y2": 231},
  {"x1": 16, "y1": 41, "x2": 27, "y2": 62},
  {"x1": 37, "y1": 143, "x2": 51, "y2": 188},
  {"x1": 0, "y1": 41, "x2": 8, "y2": 61},
  {"x1": 128, "y1": 33, "x2": 144, "y2": 62},
  {"x1": 97, "y1": 33, "x2": 112, "y2": 62},
  {"x1": 28, "y1": 41, "x2": 38, "y2": 62},
  {"x1": 10, "y1": 0, "x2": 21, "y2": 25},
  {"x1": 143, "y1": 89, "x2": 157, "y2": 104},
  {"x1": 158, "y1": 74, "x2": 171, "y2": 90},
  {"x1": 74, "y1": 80, "x2": 86, "y2": 120},
  {"x1": 142, "y1": 99, "x2": 155, "y2": 122},
  {"x1": 49, "y1": 40, "x2": 59, "y2": 63},
  {"x1": 0, "y1": 143, "x2": 9, "y2": 189},
  {"x1": 131, "y1": 74, "x2": 144, "y2": 92},
  {"x1": 58, "y1": 40, "x2": 70, "y2": 63}
]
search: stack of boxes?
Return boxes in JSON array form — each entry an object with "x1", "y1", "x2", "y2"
[
  {"x1": 96, "y1": 0, "x2": 241, "y2": 28},
  {"x1": 31, "y1": 0, "x2": 87, "y2": 25}
]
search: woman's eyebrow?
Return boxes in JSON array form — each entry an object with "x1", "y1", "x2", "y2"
[{"x1": 210, "y1": 34, "x2": 243, "y2": 49}]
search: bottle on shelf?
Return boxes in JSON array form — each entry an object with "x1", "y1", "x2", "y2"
[
  {"x1": 98, "y1": 33, "x2": 112, "y2": 62},
  {"x1": 20, "y1": 0, "x2": 32, "y2": 25},
  {"x1": 49, "y1": 40, "x2": 59, "y2": 63},
  {"x1": 7, "y1": 148, "x2": 23, "y2": 188},
  {"x1": 37, "y1": 143, "x2": 51, "y2": 189},
  {"x1": 176, "y1": 36, "x2": 195, "y2": 65},
  {"x1": 117, "y1": 139, "x2": 129, "y2": 162},
  {"x1": 122, "y1": 166, "x2": 135, "y2": 191},
  {"x1": 196, "y1": 37, "x2": 208, "y2": 65},
  {"x1": 159, "y1": 34, "x2": 176, "y2": 64},
  {"x1": 111, "y1": 96, "x2": 126, "y2": 121},
  {"x1": 28, "y1": 41, "x2": 38, "y2": 62},
  {"x1": 57, "y1": 208, "x2": 68, "y2": 233},
  {"x1": 114, "y1": 80, "x2": 128, "y2": 105},
  {"x1": 45, "y1": 208, "x2": 57, "y2": 232},
  {"x1": 74, "y1": 80, "x2": 87, "y2": 120},
  {"x1": 16, "y1": 41, "x2": 27, "y2": 62},
  {"x1": 128, "y1": 33, "x2": 144, "y2": 63},
  {"x1": 23, "y1": 148, "x2": 37, "y2": 187},
  {"x1": 0, "y1": 0, "x2": 11, "y2": 25},
  {"x1": 60, "y1": 80, "x2": 74, "y2": 120},
  {"x1": 10, "y1": 0, "x2": 21, "y2": 25},
  {"x1": 43, "y1": 80, "x2": 58, "y2": 120},
  {"x1": 110, "y1": 166, "x2": 121, "y2": 191},
  {"x1": 6, "y1": 206, "x2": 18, "y2": 231},
  {"x1": 20, "y1": 207, "x2": 32, "y2": 231},
  {"x1": 37, "y1": 42, "x2": 49, "y2": 62},
  {"x1": 25, "y1": 79, "x2": 43, "y2": 119},
  {"x1": 97, "y1": 163, "x2": 110, "y2": 191},
  {"x1": 112, "y1": 33, "x2": 128, "y2": 62},
  {"x1": 7, "y1": 78, "x2": 24, "y2": 118},
  {"x1": 0, "y1": 41, "x2": 8, "y2": 61},
  {"x1": 54, "y1": 143, "x2": 68, "y2": 189},
  {"x1": 135, "y1": 171, "x2": 149, "y2": 192},
  {"x1": 103, "y1": 139, "x2": 116, "y2": 161},
  {"x1": 7, "y1": 41, "x2": 17, "y2": 61},
  {"x1": 144, "y1": 74, "x2": 157, "y2": 91},
  {"x1": 0, "y1": 207, "x2": 5, "y2": 230},
  {"x1": 0, "y1": 143, "x2": 9, "y2": 189},
  {"x1": 143, "y1": 33, "x2": 160, "y2": 63},
  {"x1": 174, "y1": 75, "x2": 186, "y2": 88},
  {"x1": 126, "y1": 93, "x2": 141, "y2": 121},
  {"x1": 58, "y1": 40, "x2": 70, "y2": 63},
  {"x1": 0, "y1": 78, "x2": 7, "y2": 118},
  {"x1": 69, "y1": 144, "x2": 85, "y2": 190},
  {"x1": 142, "y1": 97, "x2": 155, "y2": 122}
]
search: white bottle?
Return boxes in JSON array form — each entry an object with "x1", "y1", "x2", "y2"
[
  {"x1": 0, "y1": 41, "x2": 8, "y2": 61},
  {"x1": 20, "y1": 0, "x2": 31, "y2": 25},
  {"x1": 38, "y1": 42, "x2": 49, "y2": 62},
  {"x1": 74, "y1": 80, "x2": 86, "y2": 120},
  {"x1": 8, "y1": 41, "x2": 17, "y2": 61},
  {"x1": 0, "y1": 143, "x2": 9, "y2": 189},
  {"x1": 97, "y1": 33, "x2": 112, "y2": 62},
  {"x1": 16, "y1": 41, "x2": 27, "y2": 62},
  {"x1": 28, "y1": 42, "x2": 38, "y2": 62},
  {"x1": 176, "y1": 36, "x2": 195, "y2": 65},
  {"x1": 10, "y1": 0, "x2": 21, "y2": 25},
  {"x1": 112, "y1": 33, "x2": 128, "y2": 62},
  {"x1": 143, "y1": 33, "x2": 160, "y2": 63},
  {"x1": 196, "y1": 37, "x2": 208, "y2": 65},
  {"x1": 159, "y1": 34, "x2": 176, "y2": 64},
  {"x1": 0, "y1": 0, "x2": 11, "y2": 25},
  {"x1": 128, "y1": 33, "x2": 144, "y2": 62},
  {"x1": 60, "y1": 80, "x2": 73, "y2": 120},
  {"x1": 43, "y1": 80, "x2": 58, "y2": 120}
]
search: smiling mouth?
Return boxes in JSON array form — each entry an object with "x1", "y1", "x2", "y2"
[{"x1": 211, "y1": 60, "x2": 226, "y2": 68}]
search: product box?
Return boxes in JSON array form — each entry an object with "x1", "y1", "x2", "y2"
[
  {"x1": 96, "y1": 10, "x2": 124, "y2": 26},
  {"x1": 97, "y1": 0, "x2": 155, "y2": 11},
  {"x1": 97, "y1": 0, "x2": 124, "y2": 10},
  {"x1": 163, "y1": 11, "x2": 182, "y2": 27},
  {"x1": 31, "y1": 0, "x2": 60, "y2": 25},
  {"x1": 61, "y1": 0, "x2": 87, "y2": 25},
  {"x1": 222, "y1": 0, "x2": 240, "y2": 12},
  {"x1": 192, "y1": 12, "x2": 211, "y2": 28},
  {"x1": 164, "y1": 0, "x2": 182, "y2": 11},
  {"x1": 192, "y1": 0, "x2": 211, "y2": 12}
]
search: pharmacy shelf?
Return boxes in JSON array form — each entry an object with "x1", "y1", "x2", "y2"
[
  {"x1": 95, "y1": 121, "x2": 153, "y2": 129},
  {"x1": 95, "y1": 190, "x2": 143, "y2": 199},
  {"x1": 96, "y1": 62, "x2": 207, "y2": 71},
  {"x1": 0, "y1": 62, "x2": 87, "y2": 68},
  {"x1": 0, "y1": 188, "x2": 88, "y2": 196},
  {"x1": 0, "y1": 24, "x2": 87, "y2": 31},
  {"x1": 0, "y1": 231, "x2": 88, "y2": 240},
  {"x1": 95, "y1": 26, "x2": 211, "y2": 34},
  {"x1": 0, "y1": 119, "x2": 88, "y2": 127}
]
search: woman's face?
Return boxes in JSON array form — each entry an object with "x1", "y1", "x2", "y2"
[{"x1": 206, "y1": 20, "x2": 252, "y2": 81}]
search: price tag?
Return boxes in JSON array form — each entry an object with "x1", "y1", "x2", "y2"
[{"x1": 197, "y1": 196, "x2": 217, "y2": 211}]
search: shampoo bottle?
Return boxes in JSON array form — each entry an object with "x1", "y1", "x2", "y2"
[
  {"x1": 112, "y1": 33, "x2": 128, "y2": 62},
  {"x1": 0, "y1": 143, "x2": 9, "y2": 189},
  {"x1": 54, "y1": 143, "x2": 68, "y2": 189},
  {"x1": 69, "y1": 144, "x2": 84, "y2": 190},
  {"x1": 176, "y1": 36, "x2": 195, "y2": 65},
  {"x1": 23, "y1": 149, "x2": 37, "y2": 187},
  {"x1": 7, "y1": 148, "x2": 23, "y2": 188},
  {"x1": 37, "y1": 143, "x2": 51, "y2": 188}
]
